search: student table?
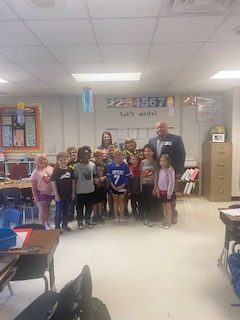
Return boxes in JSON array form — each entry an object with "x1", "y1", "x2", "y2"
[
  {"x1": 0, "y1": 230, "x2": 61, "y2": 291},
  {"x1": 218, "y1": 211, "x2": 240, "y2": 281}
]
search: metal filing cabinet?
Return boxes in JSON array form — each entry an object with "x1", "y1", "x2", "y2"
[{"x1": 202, "y1": 142, "x2": 232, "y2": 201}]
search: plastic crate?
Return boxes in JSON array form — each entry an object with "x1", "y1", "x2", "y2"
[{"x1": 0, "y1": 228, "x2": 17, "y2": 250}]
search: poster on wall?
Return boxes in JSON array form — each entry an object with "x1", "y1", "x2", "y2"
[
  {"x1": 2, "y1": 126, "x2": 13, "y2": 147},
  {"x1": 196, "y1": 96, "x2": 223, "y2": 122},
  {"x1": 25, "y1": 116, "x2": 36, "y2": 147},
  {"x1": 107, "y1": 96, "x2": 175, "y2": 108},
  {"x1": 0, "y1": 104, "x2": 42, "y2": 152},
  {"x1": 13, "y1": 129, "x2": 24, "y2": 147}
]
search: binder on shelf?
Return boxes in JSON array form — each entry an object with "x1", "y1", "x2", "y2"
[
  {"x1": 183, "y1": 182, "x2": 190, "y2": 194},
  {"x1": 186, "y1": 181, "x2": 194, "y2": 194},
  {"x1": 189, "y1": 168, "x2": 199, "y2": 181},
  {"x1": 181, "y1": 169, "x2": 190, "y2": 181}
]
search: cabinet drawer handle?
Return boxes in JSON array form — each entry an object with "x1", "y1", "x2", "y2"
[
  {"x1": 217, "y1": 151, "x2": 225, "y2": 154},
  {"x1": 217, "y1": 176, "x2": 224, "y2": 180}
]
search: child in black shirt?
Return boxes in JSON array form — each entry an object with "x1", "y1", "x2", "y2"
[{"x1": 51, "y1": 152, "x2": 75, "y2": 231}]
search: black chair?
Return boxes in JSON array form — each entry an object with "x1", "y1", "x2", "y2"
[
  {"x1": 15, "y1": 265, "x2": 111, "y2": 320},
  {"x1": 20, "y1": 188, "x2": 37, "y2": 222},
  {"x1": 11, "y1": 223, "x2": 49, "y2": 292},
  {"x1": 1, "y1": 187, "x2": 22, "y2": 208}
]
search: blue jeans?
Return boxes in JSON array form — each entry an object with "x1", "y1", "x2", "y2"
[{"x1": 55, "y1": 199, "x2": 70, "y2": 228}]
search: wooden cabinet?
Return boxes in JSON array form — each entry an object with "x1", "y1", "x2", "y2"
[{"x1": 202, "y1": 143, "x2": 232, "y2": 201}]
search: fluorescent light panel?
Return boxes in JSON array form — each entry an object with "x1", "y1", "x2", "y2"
[
  {"x1": 0, "y1": 78, "x2": 8, "y2": 83},
  {"x1": 210, "y1": 70, "x2": 240, "y2": 79},
  {"x1": 72, "y1": 72, "x2": 141, "y2": 82}
]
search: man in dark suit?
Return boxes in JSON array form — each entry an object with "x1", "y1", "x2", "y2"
[{"x1": 149, "y1": 121, "x2": 186, "y2": 224}]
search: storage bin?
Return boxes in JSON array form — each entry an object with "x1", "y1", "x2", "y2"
[{"x1": 0, "y1": 228, "x2": 17, "y2": 250}]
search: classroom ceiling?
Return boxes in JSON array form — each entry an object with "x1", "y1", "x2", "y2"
[{"x1": 1, "y1": 0, "x2": 240, "y2": 96}]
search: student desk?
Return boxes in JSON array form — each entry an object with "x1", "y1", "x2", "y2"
[
  {"x1": 218, "y1": 211, "x2": 240, "y2": 281},
  {"x1": 0, "y1": 255, "x2": 18, "y2": 295},
  {"x1": 0, "y1": 230, "x2": 61, "y2": 291},
  {"x1": 0, "y1": 180, "x2": 31, "y2": 190}
]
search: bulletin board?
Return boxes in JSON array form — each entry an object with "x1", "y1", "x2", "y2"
[{"x1": 0, "y1": 104, "x2": 42, "y2": 153}]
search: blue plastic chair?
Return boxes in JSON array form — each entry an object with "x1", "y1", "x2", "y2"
[{"x1": 2, "y1": 208, "x2": 22, "y2": 228}]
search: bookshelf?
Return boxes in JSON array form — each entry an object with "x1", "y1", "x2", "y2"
[{"x1": 176, "y1": 166, "x2": 199, "y2": 196}]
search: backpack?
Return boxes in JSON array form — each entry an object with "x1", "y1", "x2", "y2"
[{"x1": 228, "y1": 244, "x2": 240, "y2": 299}]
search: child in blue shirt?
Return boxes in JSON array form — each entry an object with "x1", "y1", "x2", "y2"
[{"x1": 107, "y1": 148, "x2": 130, "y2": 224}]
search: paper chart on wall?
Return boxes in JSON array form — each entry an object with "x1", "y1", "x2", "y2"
[
  {"x1": 118, "y1": 128, "x2": 128, "y2": 140},
  {"x1": 128, "y1": 128, "x2": 137, "y2": 139},
  {"x1": 148, "y1": 128, "x2": 156, "y2": 139},
  {"x1": 138, "y1": 128, "x2": 148, "y2": 140}
]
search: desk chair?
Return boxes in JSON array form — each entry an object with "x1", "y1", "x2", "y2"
[
  {"x1": 21, "y1": 188, "x2": 37, "y2": 222},
  {"x1": 2, "y1": 208, "x2": 22, "y2": 228},
  {"x1": 8, "y1": 163, "x2": 29, "y2": 180}
]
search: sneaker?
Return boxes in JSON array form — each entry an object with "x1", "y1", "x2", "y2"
[
  {"x1": 78, "y1": 221, "x2": 84, "y2": 230},
  {"x1": 86, "y1": 221, "x2": 93, "y2": 229},
  {"x1": 148, "y1": 221, "x2": 155, "y2": 227},
  {"x1": 120, "y1": 219, "x2": 126, "y2": 225},
  {"x1": 98, "y1": 215, "x2": 105, "y2": 224},
  {"x1": 172, "y1": 215, "x2": 177, "y2": 225},
  {"x1": 45, "y1": 222, "x2": 53, "y2": 230},
  {"x1": 143, "y1": 219, "x2": 149, "y2": 225},
  {"x1": 164, "y1": 225, "x2": 169, "y2": 230},
  {"x1": 158, "y1": 222, "x2": 164, "y2": 228},
  {"x1": 55, "y1": 225, "x2": 61, "y2": 230},
  {"x1": 63, "y1": 226, "x2": 72, "y2": 232},
  {"x1": 92, "y1": 216, "x2": 98, "y2": 225},
  {"x1": 114, "y1": 219, "x2": 119, "y2": 224}
]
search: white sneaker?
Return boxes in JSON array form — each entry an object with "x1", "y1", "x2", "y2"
[
  {"x1": 45, "y1": 222, "x2": 53, "y2": 230},
  {"x1": 163, "y1": 225, "x2": 169, "y2": 230}
]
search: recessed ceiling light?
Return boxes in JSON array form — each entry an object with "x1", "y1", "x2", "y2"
[
  {"x1": 0, "y1": 78, "x2": 9, "y2": 83},
  {"x1": 72, "y1": 73, "x2": 141, "y2": 82},
  {"x1": 210, "y1": 70, "x2": 240, "y2": 79}
]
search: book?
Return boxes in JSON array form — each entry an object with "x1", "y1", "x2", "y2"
[
  {"x1": 183, "y1": 182, "x2": 190, "y2": 194},
  {"x1": 186, "y1": 181, "x2": 194, "y2": 194},
  {"x1": 181, "y1": 169, "x2": 190, "y2": 180},
  {"x1": 12, "y1": 228, "x2": 32, "y2": 248},
  {"x1": 189, "y1": 168, "x2": 199, "y2": 181}
]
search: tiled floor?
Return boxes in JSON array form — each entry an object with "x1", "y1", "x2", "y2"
[{"x1": 1, "y1": 197, "x2": 240, "y2": 320}]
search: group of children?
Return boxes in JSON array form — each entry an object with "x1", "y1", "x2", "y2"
[{"x1": 31, "y1": 134, "x2": 176, "y2": 232}]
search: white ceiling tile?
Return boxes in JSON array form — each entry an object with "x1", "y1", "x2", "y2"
[
  {"x1": 35, "y1": 74, "x2": 77, "y2": 85},
  {"x1": 141, "y1": 71, "x2": 179, "y2": 81},
  {"x1": 210, "y1": 15, "x2": 240, "y2": 42},
  {"x1": 19, "y1": 62, "x2": 67, "y2": 74},
  {"x1": 0, "y1": 63, "x2": 28, "y2": 77},
  {"x1": 26, "y1": 20, "x2": 96, "y2": 45},
  {"x1": 145, "y1": 60, "x2": 188, "y2": 71},
  {"x1": 139, "y1": 80, "x2": 172, "y2": 88},
  {"x1": 0, "y1": 1, "x2": 18, "y2": 20},
  {"x1": 6, "y1": 0, "x2": 88, "y2": 19},
  {"x1": 62, "y1": 62, "x2": 105, "y2": 73},
  {"x1": 0, "y1": 21, "x2": 40, "y2": 46},
  {"x1": 176, "y1": 71, "x2": 213, "y2": 80},
  {"x1": 93, "y1": 18, "x2": 156, "y2": 44},
  {"x1": 0, "y1": 46, "x2": 55, "y2": 62},
  {"x1": 86, "y1": 0, "x2": 161, "y2": 18},
  {"x1": 17, "y1": 81, "x2": 53, "y2": 90},
  {"x1": 0, "y1": 54, "x2": 11, "y2": 63},
  {"x1": 149, "y1": 43, "x2": 202, "y2": 60},
  {"x1": 3, "y1": 73, "x2": 37, "y2": 82},
  {"x1": 196, "y1": 42, "x2": 240, "y2": 59},
  {"x1": 154, "y1": 16, "x2": 224, "y2": 43},
  {"x1": 184, "y1": 59, "x2": 227, "y2": 72},
  {"x1": 48, "y1": 45, "x2": 101, "y2": 62},
  {"x1": 104, "y1": 61, "x2": 145, "y2": 72},
  {"x1": 100, "y1": 44, "x2": 149, "y2": 61}
]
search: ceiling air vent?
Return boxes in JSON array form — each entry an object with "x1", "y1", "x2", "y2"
[{"x1": 161, "y1": 0, "x2": 239, "y2": 15}]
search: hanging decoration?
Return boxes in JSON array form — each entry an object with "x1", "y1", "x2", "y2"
[
  {"x1": 82, "y1": 88, "x2": 93, "y2": 112},
  {"x1": 17, "y1": 101, "x2": 25, "y2": 126}
]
